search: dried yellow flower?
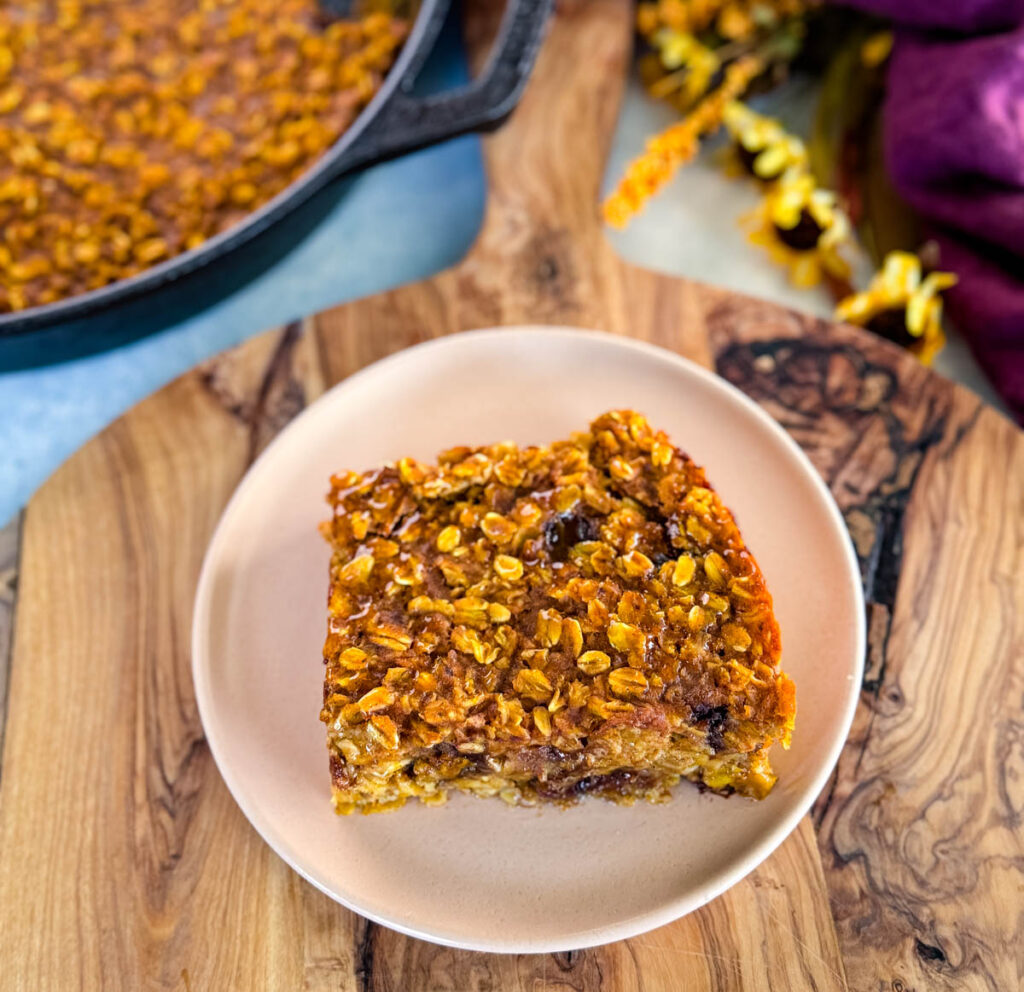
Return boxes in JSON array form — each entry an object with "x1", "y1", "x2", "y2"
[
  {"x1": 603, "y1": 55, "x2": 764, "y2": 227},
  {"x1": 835, "y1": 251, "x2": 956, "y2": 365},
  {"x1": 745, "y1": 169, "x2": 851, "y2": 288}
]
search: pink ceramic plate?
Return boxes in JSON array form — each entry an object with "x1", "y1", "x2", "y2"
[{"x1": 192, "y1": 327, "x2": 864, "y2": 952}]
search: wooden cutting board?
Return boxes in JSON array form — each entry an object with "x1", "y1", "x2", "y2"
[{"x1": 1, "y1": 1, "x2": 1021, "y2": 989}]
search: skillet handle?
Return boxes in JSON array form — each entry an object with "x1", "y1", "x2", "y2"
[{"x1": 331, "y1": 0, "x2": 553, "y2": 176}]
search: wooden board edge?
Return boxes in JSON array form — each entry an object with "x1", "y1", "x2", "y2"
[{"x1": 0, "y1": 510, "x2": 22, "y2": 784}]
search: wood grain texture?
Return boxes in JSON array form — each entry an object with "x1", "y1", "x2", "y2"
[
  {"x1": 705, "y1": 300, "x2": 1024, "y2": 990},
  {"x1": 1, "y1": 0, "x2": 1021, "y2": 989},
  {"x1": 0, "y1": 513, "x2": 19, "y2": 781}
]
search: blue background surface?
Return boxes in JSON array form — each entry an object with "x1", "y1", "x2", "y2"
[{"x1": 0, "y1": 18, "x2": 485, "y2": 526}]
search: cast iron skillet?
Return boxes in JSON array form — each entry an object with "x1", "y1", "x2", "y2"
[{"x1": 0, "y1": 0, "x2": 553, "y2": 336}]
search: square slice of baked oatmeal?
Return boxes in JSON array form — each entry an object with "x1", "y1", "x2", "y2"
[{"x1": 320, "y1": 410, "x2": 795, "y2": 813}]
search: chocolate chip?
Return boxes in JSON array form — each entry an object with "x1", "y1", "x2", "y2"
[
  {"x1": 691, "y1": 703, "x2": 730, "y2": 753},
  {"x1": 543, "y1": 511, "x2": 600, "y2": 562}
]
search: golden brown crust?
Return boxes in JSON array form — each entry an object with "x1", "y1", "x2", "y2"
[{"x1": 320, "y1": 410, "x2": 795, "y2": 812}]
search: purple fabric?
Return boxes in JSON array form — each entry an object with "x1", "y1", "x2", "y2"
[
  {"x1": 840, "y1": 0, "x2": 1024, "y2": 32},
  {"x1": 841, "y1": 1, "x2": 1024, "y2": 421},
  {"x1": 885, "y1": 27, "x2": 1024, "y2": 256},
  {"x1": 934, "y1": 234, "x2": 1024, "y2": 417}
]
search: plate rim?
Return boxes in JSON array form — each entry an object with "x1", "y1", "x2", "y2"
[{"x1": 191, "y1": 325, "x2": 866, "y2": 952}]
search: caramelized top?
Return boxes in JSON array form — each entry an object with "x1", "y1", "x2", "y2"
[{"x1": 320, "y1": 411, "x2": 793, "y2": 758}]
